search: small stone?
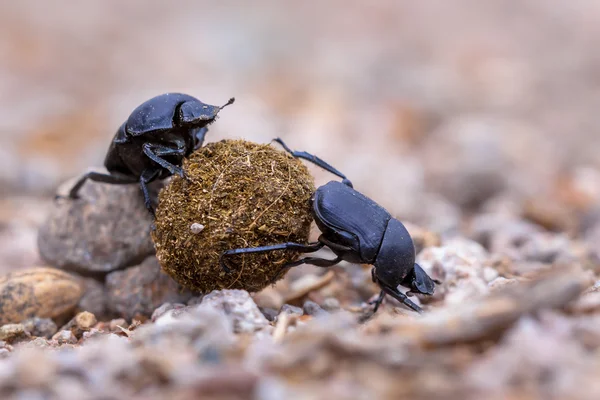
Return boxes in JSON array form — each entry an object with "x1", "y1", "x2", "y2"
[
  {"x1": 0, "y1": 324, "x2": 29, "y2": 343},
  {"x1": 22, "y1": 318, "x2": 57, "y2": 339},
  {"x1": 190, "y1": 223, "x2": 205, "y2": 234},
  {"x1": 38, "y1": 176, "x2": 161, "y2": 275},
  {"x1": 259, "y1": 307, "x2": 279, "y2": 322},
  {"x1": 252, "y1": 287, "x2": 284, "y2": 310},
  {"x1": 106, "y1": 256, "x2": 194, "y2": 321},
  {"x1": 303, "y1": 300, "x2": 327, "y2": 316},
  {"x1": 109, "y1": 319, "x2": 127, "y2": 332},
  {"x1": 77, "y1": 278, "x2": 107, "y2": 319},
  {"x1": 280, "y1": 304, "x2": 303, "y2": 317},
  {"x1": 60, "y1": 311, "x2": 97, "y2": 339},
  {"x1": 151, "y1": 303, "x2": 186, "y2": 322},
  {"x1": 200, "y1": 289, "x2": 269, "y2": 334},
  {"x1": 82, "y1": 328, "x2": 104, "y2": 341},
  {"x1": 52, "y1": 330, "x2": 78, "y2": 345},
  {"x1": 321, "y1": 297, "x2": 341, "y2": 311},
  {"x1": 488, "y1": 277, "x2": 519, "y2": 291}
]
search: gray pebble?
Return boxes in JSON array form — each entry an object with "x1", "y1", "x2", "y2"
[
  {"x1": 280, "y1": 304, "x2": 303, "y2": 317},
  {"x1": 22, "y1": 318, "x2": 57, "y2": 339},
  {"x1": 321, "y1": 297, "x2": 341, "y2": 311},
  {"x1": 303, "y1": 300, "x2": 328, "y2": 316}
]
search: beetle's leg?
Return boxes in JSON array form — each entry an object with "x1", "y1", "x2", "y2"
[
  {"x1": 368, "y1": 290, "x2": 386, "y2": 313},
  {"x1": 382, "y1": 285, "x2": 423, "y2": 314},
  {"x1": 282, "y1": 255, "x2": 342, "y2": 268},
  {"x1": 220, "y1": 241, "x2": 325, "y2": 273},
  {"x1": 194, "y1": 127, "x2": 209, "y2": 150},
  {"x1": 139, "y1": 168, "x2": 161, "y2": 216},
  {"x1": 65, "y1": 171, "x2": 137, "y2": 199},
  {"x1": 272, "y1": 255, "x2": 343, "y2": 282},
  {"x1": 142, "y1": 143, "x2": 186, "y2": 178},
  {"x1": 272, "y1": 138, "x2": 353, "y2": 187}
]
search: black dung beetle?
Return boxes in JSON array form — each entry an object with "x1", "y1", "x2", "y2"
[
  {"x1": 220, "y1": 138, "x2": 439, "y2": 314},
  {"x1": 64, "y1": 93, "x2": 235, "y2": 214}
]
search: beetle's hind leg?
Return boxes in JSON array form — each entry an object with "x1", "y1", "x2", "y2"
[
  {"x1": 272, "y1": 254, "x2": 343, "y2": 282},
  {"x1": 62, "y1": 171, "x2": 137, "y2": 200},
  {"x1": 272, "y1": 137, "x2": 353, "y2": 187},
  {"x1": 220, "y1": 241, "x2": 325, "y2": 273}
]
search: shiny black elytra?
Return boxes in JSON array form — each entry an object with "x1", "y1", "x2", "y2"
[
  {"x1": 220, "y1": 138, "x2": 438, "y2": 314},
  {"x1": 66, "y1": 93, "x2": 234, "y2": 215}
]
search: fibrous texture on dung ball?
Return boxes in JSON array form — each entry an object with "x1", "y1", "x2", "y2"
[{"x1": 152, "y1": 139, "x2": 315, "y2": 293}]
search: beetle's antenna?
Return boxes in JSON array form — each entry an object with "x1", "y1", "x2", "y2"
[{"x1": 220, "y1": 97, "x2": 235, "y2": 109}]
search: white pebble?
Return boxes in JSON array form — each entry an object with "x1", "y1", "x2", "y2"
[{"x1": 190, "y1": 223, "x2": 205, "y2": 234}]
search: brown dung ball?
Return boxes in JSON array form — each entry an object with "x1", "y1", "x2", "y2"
[{"x1": 151, "y1": 139, "x2": 316, "y2": 293}]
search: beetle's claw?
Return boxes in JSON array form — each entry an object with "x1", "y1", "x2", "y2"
[
  {"x1": 219, "y1": 256, "x2": 232, "y2": 273},
  {"x1": 172, "y1": 167, "x2": 187, "y2": 180},
  {"x1": 54, "y1": 193, "x2": 76, "y2": 201}
]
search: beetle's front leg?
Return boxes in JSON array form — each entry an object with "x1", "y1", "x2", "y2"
[
  {"x1": 60, "y1": 171, "x2": 137, "y2": 200},
  {"x1": 139, "y1": 168, "x2": 161, "y2": 216},
  {"x1": 368, "y1": 290, "x2": 386, "y2": 313},
  {"x1": 142, "y1": 143, "x2": 186, "y2": 178},
  {"x1": 193, "y1": 127, "x2": 209, "y2": 150},
  {"x1": 382, "y1": 286, "x2": 423, "y2": 314}
]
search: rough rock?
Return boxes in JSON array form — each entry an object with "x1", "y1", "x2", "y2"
[
  {"x1": 37, "y1": 177, "x2": 160, "y2": 276},
  {"x1": 76, "y1": 277, "x2": 107, "y2": 319},
  {"x1": 417, "y1": 238, "x2": 495, "y2": 304},
  {"x1": 52, "y1": 330, "x2": 78, "y2": 345},
  {"x1": 0, "y1": 324, "x2": 29, "y2": 343},
  {"x1": 106, "y1": 256, "x2": 194, "y2": 321}
]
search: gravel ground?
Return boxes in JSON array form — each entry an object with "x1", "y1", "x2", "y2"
[{"x1": 1, "y1": 2, "x2": 600, "y2": 399}]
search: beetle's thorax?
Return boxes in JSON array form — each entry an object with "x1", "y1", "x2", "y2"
[{"x1": 373, "y1": 218, "x2": 416, "y2": 288}]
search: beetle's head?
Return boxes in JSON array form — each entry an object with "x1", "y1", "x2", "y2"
[
  {"x1": 178, "y1": 97, "x2": 235, "y2": 127},
  {"x1": 402, "y1": 263, "x2": 436, "y2": 296}
]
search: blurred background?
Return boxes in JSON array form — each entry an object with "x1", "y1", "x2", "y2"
[{"x1": 2, "y1": 0, "x2": 600, "y2": 272}]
